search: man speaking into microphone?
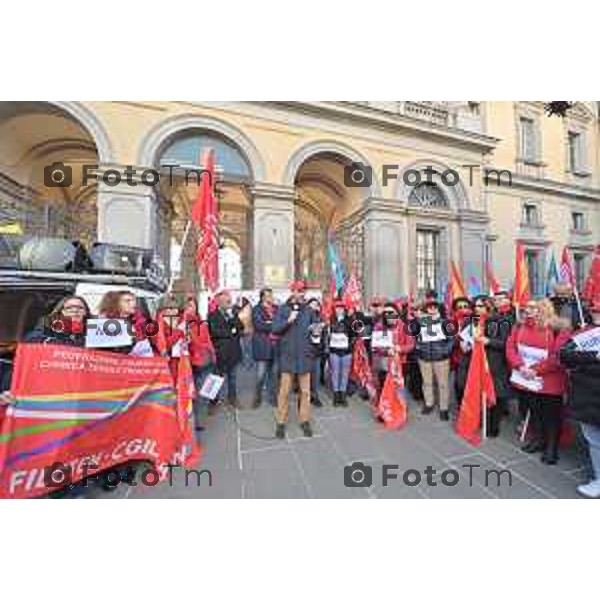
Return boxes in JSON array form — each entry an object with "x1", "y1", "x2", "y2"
[{"x1": 272, "y1": 281, "x2": 319, "y2": 439}]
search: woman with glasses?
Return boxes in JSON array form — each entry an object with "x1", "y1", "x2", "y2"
[
  {"x1": 25, "y1": 296, "x2": 91, "y2": 347},
  {"x1": 506, "y1": 300, "x2": 571, "y2": 464}
]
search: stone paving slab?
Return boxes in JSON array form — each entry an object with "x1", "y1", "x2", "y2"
[{"x1": 87, "y1": 365, "x2": 590, "y2": 499}]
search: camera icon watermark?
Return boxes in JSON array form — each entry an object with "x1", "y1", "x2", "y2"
[
  {"x1": 344, "y1": 461, "x2": 373, "y2": 487},
  {"x1": 43, "y1": 461, "x2": 73, "y2": 488},
  {"x1": 44, "y1": 162, "x2": 72, "y2": 188},
  {"x1": 344, "y1": 162, "x2": 373, "y2": 188}
]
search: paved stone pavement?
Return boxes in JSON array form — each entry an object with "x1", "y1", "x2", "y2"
[{"x1": 97, "y1": 365, "x2": 590, "y2": 500}]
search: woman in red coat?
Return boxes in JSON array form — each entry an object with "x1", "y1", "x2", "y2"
[{"x1": 506, "y1": 299, "x2": 571, "y2": 464}]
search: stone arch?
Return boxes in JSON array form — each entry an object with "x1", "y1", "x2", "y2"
[
  {"x1": 282, "y1": 139, "x2": 381, "y2": 197},
  {"x1": 46, "y1": 101, "x2": 114, "y2": 164},
  {"x1": 137, "y1": 113, "x2": 266, "y2": 180},
  {"x1": 394, "y1": 159, "x2": 470, "y2": 210}
]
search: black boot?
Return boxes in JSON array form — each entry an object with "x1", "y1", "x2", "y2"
[
  {"x1": 440, "y1": 409, "x2": 449, "y2": 421},
  {"x1": 275, "y1": 423, "x2": 286, "y2": 439},
  {"x1": 311, "y1": 394, "x2": 323, "y2": 408},
  {"x1": 252, "y1": 389, "x2": 262, "y2": 409},
  {"x1": 333, "y1": 391, "x2": 340, "y2": 407},
  {"x1": 340, "y1": 392, "x2": 349, "y2": 407},
  {"x1": 421, "y1": 405, "x2": 434, "y2": 415},
  {"x1": 300, "y1": 421, "x2": 313, "y2": 437}
]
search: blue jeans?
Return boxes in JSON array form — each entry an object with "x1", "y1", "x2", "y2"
[
  {"x1": 329, "y1": 353, "x2": 352, "y2": 393},
  {"x1": 311, "y1": 357, "x2": 321, "y2": 397},
  {"x1": 581, "y1": 422, "x2": 600, "y2": 480},
  {"x1": 192, "y1": 364, "x2": 214, "y2": 425},
  {"x1": 256, "y1": 359, "x2": 278, "y2": 405},
  {"x1": 217, "y1": 365, "x2": 238, "y2": 402}
]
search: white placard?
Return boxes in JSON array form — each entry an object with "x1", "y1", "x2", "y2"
[
  {"x1": 372, "y1": 330, "x2": 393, "y2": 349},
  {"x1": 85, "y1": 318, "x2": 133, "y2": 349},
  {"x1": 459, "y1": 324, "x2": 474, "y2": 347},
  {"x1": 330, "y1": 332, "x2": 349, "y2": 350},
  {"x1": 130, "y1": 339, "x2": 154, "y2": 357},
  {"x1": 572, "y1": 327, "x2": 600, "y2": 352},
  {"x1": 510, "y1": 370, "x2": 543, "y2": 392},
  {"x1": 420, "y1": 322, "x2": 446, "y2": 343},
  {"x1": 517, "y1": 343, "x2": 548, "y2": 367},
  {"x1": 199, "y1": 374, "x2": 225, "y2": 400}
]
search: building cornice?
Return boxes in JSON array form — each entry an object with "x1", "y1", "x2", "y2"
[
  {"x1": 262, "y1": 101, "x2": 499, "y2": 154},
  {"x1": 496, "y1": 174, "x2": 600, "y2": 202}
]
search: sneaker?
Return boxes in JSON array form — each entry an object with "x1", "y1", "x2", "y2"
[
  {"x1": 300, "y1": 421, "x2": 313, "y2": 437},
  {"x1": 576, "y1": 479, "x2": 600, "y2": 498},
  {"x1": 275, "y1": 424, "x2": 286, "y2": 439},
  {"x1": 421, "y1": 405, "x2": 434, "y2": 415}
]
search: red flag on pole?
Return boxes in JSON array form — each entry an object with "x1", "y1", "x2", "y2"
[
  {"x1": 583, "y1": 245, "x2": 600, "y2": 301},
  {"x1": 195, "y1": 149, "x2": 219, "y2": 291},
  {"x1": 375, "y1": 360, "x2": 408, "y2": 430},
  {"x1": 559, "y1": 246, "x2": 575, "y2": 287},
  {"x1": 350, "y1": 338, "x2": 377, "y2": 403},
  {"x1": 513, "y1": 242, "x2": 531, "y2": 309},
  {"x1": 455, "y1": 334, "x2": 496, "y2": 445}
]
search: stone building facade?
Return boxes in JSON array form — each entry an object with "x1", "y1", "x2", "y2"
[{"x1": 1, "y1": 101, "x2": 598, "y2": 297}]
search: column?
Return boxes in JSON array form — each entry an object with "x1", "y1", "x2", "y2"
[
  {"x1": 96, "y1": 167, "x2": 159, "y2": 250},
  {"x1": 251, "y1": 183, "x2": 296, "y2": 289},
  {"x1": 363, "y1": 198, "x2": 406, "y2": 299}
]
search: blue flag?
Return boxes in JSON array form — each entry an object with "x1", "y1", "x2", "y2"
[
  {"x1": 546, "y1": 253, "x2": 559, "y2": 295},
  {"x1": 327, "y1": 238, "x2": 345, "y2": 293}
]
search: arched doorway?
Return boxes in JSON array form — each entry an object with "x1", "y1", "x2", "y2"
[
  {"x1": 153, "y1": 131, "x2": 254, "y2": 292},
  {"x1": 0, "y1": 101, "x2": 100, "y2": 263},
  {"x1": 292, "y1": 151, "x2": 368, "y2": 289}
]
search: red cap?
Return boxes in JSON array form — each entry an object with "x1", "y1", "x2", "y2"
[{"x1": 289, "y1": 280, "x2": 306, "y2": 291}]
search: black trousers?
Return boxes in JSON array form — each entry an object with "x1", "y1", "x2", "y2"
[{"x1": 519, "y1": 390, "x2": 563, "y2": 455}]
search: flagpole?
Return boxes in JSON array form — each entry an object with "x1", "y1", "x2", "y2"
[{"x1": 572, "y1": 283, "x2": 585, "y2": 329}]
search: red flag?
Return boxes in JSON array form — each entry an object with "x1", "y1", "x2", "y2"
[
  {"x1": 195, "y1": 149, "x2": 219, "y2": 291},
  {"x1": 582, "y1": 245, "x2": 600, "y2": 301},
  {"x1": 449, "y1": 260, "x2": 467, "y2": 301},
  {"x1": 376, "y1": 364, "x2": 407, "y2": 430},
  {"x1": 343, "y1": 270, "x2": 362, "y2": 311},
  {"x1": 455, "y1": 334, "x2": 496, "y2": 445},
  {"x1": 175, "y1": 353, "x2": 201, "y2": 467},
  {"x1": 350, "y1": 338, "x2": 377, "y2": 403},
  {"x1": 513, "y1": 242, "x2": 530, "y2": 309},
  {"x1": 559, "y1": 246, "x2": 576, "y2": 287},
  {"x1": 485, "y1": 261, "x2": 501, "y2": 295}
]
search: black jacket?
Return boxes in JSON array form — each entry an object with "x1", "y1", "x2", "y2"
[
  {"x1": 326, "y1": 316, "x2": 357, "y2": 357},
  {"x1": 208, "y1": 308, "x2": 243, "y2": 372},
  {"x1": 484, "y1": 312, "x2": 515, "y2": 399},
  {"x1": 560, "y1": 328, "x2": 600, "y2": 427}
]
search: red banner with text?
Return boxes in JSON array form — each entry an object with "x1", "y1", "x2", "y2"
[{"x1": 0, "y1": 344, "x2": 199, "y2": 498}]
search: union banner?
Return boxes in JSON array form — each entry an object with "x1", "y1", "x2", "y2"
[{"x1": 0, "y1": 344, "x2": 199, "y2": 498}]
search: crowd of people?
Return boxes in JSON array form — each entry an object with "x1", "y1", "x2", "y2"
[{"x1": 1, "y1": 280, "x2": 600, "y2": 498}]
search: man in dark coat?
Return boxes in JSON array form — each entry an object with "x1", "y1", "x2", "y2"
[
  {"x1": 208, "y1": 290, "x2": 244, "y2": 407},
  {"x1": 251, "y1": 287, "x2": 279, "y2": 408},
  {"x1": 272, "y1": 281, "x2": 318, "y2": 438}
]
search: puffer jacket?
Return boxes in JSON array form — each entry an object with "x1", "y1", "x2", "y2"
[{"x1": 415, "y1": 317, "x2": 454, "y2": 362}]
